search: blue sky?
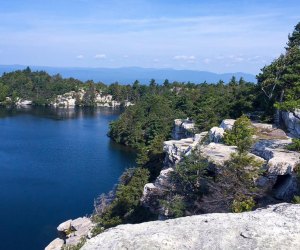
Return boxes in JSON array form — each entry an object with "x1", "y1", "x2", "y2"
[{"x1": 0, "y1": 0, "x2": 299, "y2": 74}]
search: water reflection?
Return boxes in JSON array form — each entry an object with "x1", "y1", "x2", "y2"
[{"x1": 0, "y1": 106, "x2": 123, "y2": 120}]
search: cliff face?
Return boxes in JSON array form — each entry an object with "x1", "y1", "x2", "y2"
[
  {"x1": 81, "y1": 203, "x2": 300, "y2": 250},
  {"x1": 142, "y1": 119, "x2": 300, "y2": 216}
]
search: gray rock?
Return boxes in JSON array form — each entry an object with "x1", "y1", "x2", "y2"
[
  {"x1": 163, "y1": 132, "x2": 207, "y2": 166},
  {"x1": 172, "y1": 119, "x2": 195, "y2": 140},
  {"x1": 209, "y1": 127, "x2": 225, "y2": 143},
  {"x1": 252, "y1": 139, "x2": 300, "y2": 175},
  {"x1": 200, "y1": 143, "x2": 264, "y2": 166},
  {"x1": 219, "y1": 119, "x2": 236, "y2": 130},
  {"x1": 57, "y1": 219, "x2": 72, "y2": 232},
  {"x1": 282, "y1": 110, "x2": 300, "y2": 137},
  {"x1": 56, "y1": 217, "x2": 94, "y2": 247},
  {"x1": 82, "y1": 203, "x2": 300, "y2": 250},
  {"x1": 44, "y1": 238, "x2": 64, "y2": 250}
]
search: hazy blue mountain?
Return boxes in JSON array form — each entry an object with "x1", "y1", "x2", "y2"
[{"x1": 0, "y1": 65, "x2": 256, "y2": 84}]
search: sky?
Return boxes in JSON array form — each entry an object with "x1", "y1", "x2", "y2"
[{"x1": 0, "y1": 0, "x2": 299, "y2": 74}]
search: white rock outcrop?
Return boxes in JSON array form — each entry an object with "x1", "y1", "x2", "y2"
[
  {"x1": 199, "y1": 143, "x2": 265, "y2": 166},
  {"x1": 45, "y1": 238, "x2": 64, "y2": 250},
  {"x1": 82, "y1": 203, "x2": 300, "y2": 250},
  {"x1": 252, "y1": 139, "x2": 300, "y2": 175},
  {"x1": 51, "y1": 91, "x2": 78, "y2": 107},
  {"x1": 15, "y1": 98, "x2": 32, "y2": 106},
  {"x1": 209, "y1": 127, "x2": 224, "y2": 143},
  {"x1": 51, "y1": 89, "x2": 131, "y2": 108},
  {"x1": 45, "y1": 217, "x2": 94, "y2": 249},
  {"x1": 219, "y1": 119, "x2": 236, "y2": 130},
  {"x1": 163, "y1": 132, "x2": 207, "y2": 166},
  {"x1": 282, "y1": 110, "x2": 300, "y2": 137},
  {"x1": 172, "y1": 118, "x2": 196, "y2": 140}
]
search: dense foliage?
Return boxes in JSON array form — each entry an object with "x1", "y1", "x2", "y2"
[
  {"x1": 257, "y1": 22, "x2": 300, "y2": 121},
  {"x1": 287, "y1": 138, "x2": 300, "y2": 152},
  {"x1": 92, "y1": 167, "x2": 154, "y2": 234}
]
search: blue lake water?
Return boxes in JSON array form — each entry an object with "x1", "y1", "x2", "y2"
[{"x1": 0, "y1": 107, "x2": 136, "y2": 250}]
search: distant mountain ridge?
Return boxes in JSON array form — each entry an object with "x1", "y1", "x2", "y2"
[{"x1": 0, "y1": 65, "x2": 256, "y2": 84}]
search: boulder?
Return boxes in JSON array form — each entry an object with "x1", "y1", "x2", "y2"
[
  {"x1": 56, "y1": 217, "x2": 94, "y2": 247},
  {"x1": 219, "y1": 119, "x2": 236, "y2": 130},
  {"x1": 57, "y1": 219, "x2": 72, "y2": 232},
  {"x1": 209, "y1": 127, "x2": 224, "y2": 143},
  {"x1": 163, "y1": 132, "x2": 207, "y2": 166},
  {"x1": 82, "y1": 203, "x2": 300, "y2": 250},
  {"x1": 172, "y1": 119, "x2": 195, "y2": 140},
  {"x1": 44, "y1": 238, "x2": 64, "y2": 250}
]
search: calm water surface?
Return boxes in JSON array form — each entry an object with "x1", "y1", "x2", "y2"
[{"x1": 0, "y1": 107, "x2": 136, "y2": 250}]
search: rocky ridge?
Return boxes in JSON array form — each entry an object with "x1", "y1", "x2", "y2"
[
  {"x1": 82, "y1": 203, "x2": 300, "y2": 250},
  {"x1": 142, "y1": 118, "x2": 300, "y2": 216}
]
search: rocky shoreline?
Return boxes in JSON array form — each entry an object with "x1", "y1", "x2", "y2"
[{"x1": 1, "y1": 88, "x2": 134, "y2": 108}]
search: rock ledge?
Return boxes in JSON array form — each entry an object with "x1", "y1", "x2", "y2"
[{"x1": 82, "y1": 203, "x2": 300, "y2": 250}]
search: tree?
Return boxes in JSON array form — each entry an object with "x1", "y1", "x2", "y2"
[
  {"x1": 287, "y1": 22, "x2": 300, "y2": 49},
  {"x1": 228, "y1": 76, "x2": 237, "y2": 86},
  {"x1": 257, "y1": 22, "x2": 300, "y2": 121},
  {"x1": 0, "y1": 82, "x2": 8, "y2": 102},
  {"x1": 224, "y1": 116, "x2": 255, "y2": 154},
  {"x1": 163, "y1": 79, "x2": 170, "y2": 87}
]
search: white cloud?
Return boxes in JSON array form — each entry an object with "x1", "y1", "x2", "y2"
[
  {"x1": 94, "y1": 54, "x2": 107, "y2": 59},
  {"x1": 76, "y1": 55, "x2": 84, "y2": 59},
  {"x1": 203, "y1": 58, "x2": 211, "y2": 64},
  {"x1": 173, "y1": 55, "x2": 196, "y2": 61}
]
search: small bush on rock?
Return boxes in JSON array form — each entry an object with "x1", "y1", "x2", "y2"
[
  {"x1": 287, "y1": 138, "x2": 300, "y2": 152},
  {"x1": 231, "y1": 196, "x2": 256, "y2": 212},
  {"x1": 224, "y1": 116, "x2": 255, "y2": 153}
]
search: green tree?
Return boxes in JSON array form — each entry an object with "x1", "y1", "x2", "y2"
[
  {"x1": 258, "y1": 22, "x2": 300, "y2": 121},
  {"x1": 224, "y1": 116, "x2": 255, "y2": 154}
]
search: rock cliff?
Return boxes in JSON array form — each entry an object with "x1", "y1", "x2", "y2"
[
  {"x1": 142, "y1": 118, "x2": 300, "y2": 216},
  {"x1": 50, "y1": 89, "x2": 134, "y2": 108},
  {"x1": 82, "y1": 203, "x2": 300, "y2": 250}
]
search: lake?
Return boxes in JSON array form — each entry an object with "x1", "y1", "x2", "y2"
[{"x1": 0, "y1": 107, "x2": 136, "y2": 250}]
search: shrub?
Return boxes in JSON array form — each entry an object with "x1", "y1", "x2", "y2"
[
  {"x1": 292, "y1": 195, "x2": 300, "y2": 204},
  {"x1": 287, "y1": 138, "x2": 300, "y2": 152},
  {"x1": 160, "y1": 195, "x2": 186, "y2": 218},
  {"x1": 171, "y1": 153, "x2": 209, "y2": 198},
  {"x1": 224, "y1": 116, "x2": 255, "y2": 153},
  {"x1": 231, "y1": 196, "x2": 256, "y2": 213},
  {"x1": 92, "y1": 168, "x2": 151, "y2": 235}
]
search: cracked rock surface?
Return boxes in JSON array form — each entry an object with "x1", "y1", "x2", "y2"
[{"x1": 82, "y1": 203, "x2": 300, "y2": 250}]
